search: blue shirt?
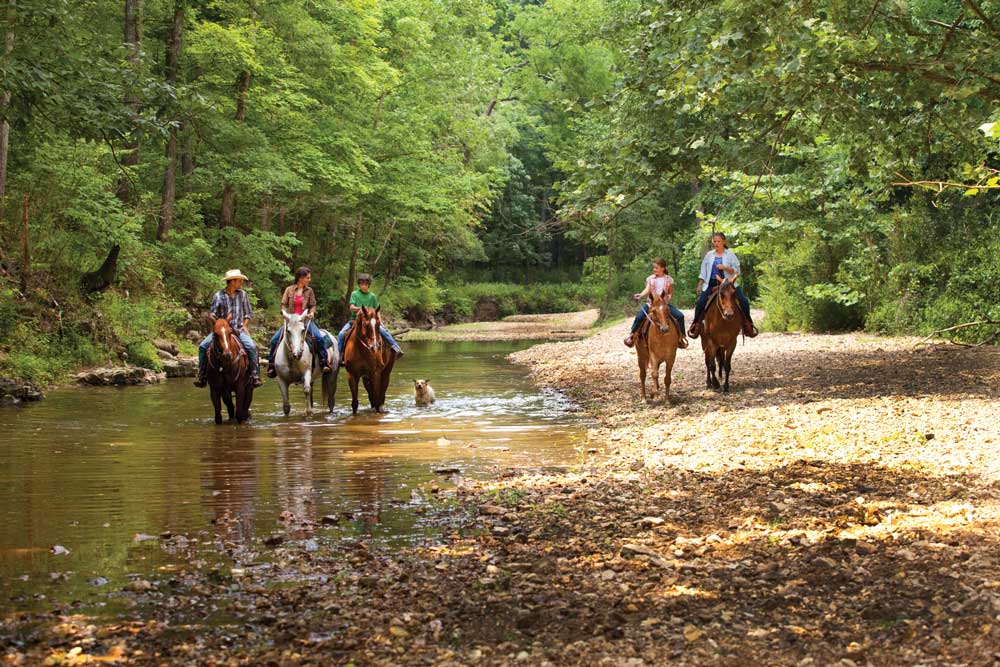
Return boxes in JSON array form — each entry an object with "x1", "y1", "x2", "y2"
[
  {"x1": 711, "y1": 256, "x2": 725, "y2": 284},
  {"x1": 209, "y1": 289, "x2": 253, "y2": 332}
]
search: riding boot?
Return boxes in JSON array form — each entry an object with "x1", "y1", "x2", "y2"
[
  {"x1": 318, "y1": 345, "x2": 331, "y2": 373},
  {"x1": 742, "y1": 318, "x2": 759, "y2": 338},
  {"x1": 688, "y1": 322, "x2": 702, "y2": 339},
  {"x1": 677, "y1": 335, "x2": 689, "y2": 349},
  {"x1": 623, "y1": 334, "x2": 635, "y2": 348},
  {"x1": 393, "y1": 346, "x2": 404, "y2": 358},
  {"x1": 252, "y1": 376, "x2": 263, "y2": 388},
  {"x1": 193, "y1": 368, "x2": 207, "y2": 388},
  {"x1": 266, "y1": 359, "x2": 276, "y2": 378}
]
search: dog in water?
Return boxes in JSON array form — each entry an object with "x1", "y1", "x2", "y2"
[{"x1": 413, "y1": 379, "x2": 436, "y2": 406}]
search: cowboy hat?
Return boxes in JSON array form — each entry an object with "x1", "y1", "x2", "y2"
[{"x1": 222, "y1": 269, "x2": 249, "y2": 283}]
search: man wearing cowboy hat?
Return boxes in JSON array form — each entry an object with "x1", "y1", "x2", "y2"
[{"x1": 194, "y1": 269, "x2": 263, "y2": 388}]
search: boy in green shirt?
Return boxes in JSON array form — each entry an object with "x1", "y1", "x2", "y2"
[{"x1": 337, "y1": 273, "x2": 404, "y2": 358}]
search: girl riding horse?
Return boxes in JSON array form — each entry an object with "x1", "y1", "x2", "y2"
[
  {"x1": 266, "y1": 266, "x2": 333, "y2": 377},
  {"x1": 624, "y1": 257, "x2": 688, "y2": 349}
]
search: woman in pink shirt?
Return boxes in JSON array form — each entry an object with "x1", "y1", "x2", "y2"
[{"x1": 623, "y1": 258, "x2": 688, "y2": 349}]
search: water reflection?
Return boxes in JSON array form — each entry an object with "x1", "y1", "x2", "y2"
[{"x1": 0, "y1": 340, "x2": 583, "y2": 610}]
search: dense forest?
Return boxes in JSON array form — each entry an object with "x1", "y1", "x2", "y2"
[{"x1": 1, "y1": 0, "x2": 998, "y2": 383}]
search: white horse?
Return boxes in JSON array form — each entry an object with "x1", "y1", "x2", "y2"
[{"x1": 274, "y1": 309, "x2": 340, "y2": 417}]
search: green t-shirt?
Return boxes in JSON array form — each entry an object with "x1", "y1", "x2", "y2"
[{"x1": 350, "y1": 289, "x2": 379, "y2": 310}]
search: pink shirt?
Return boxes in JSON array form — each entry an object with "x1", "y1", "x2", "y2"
[
  {"x1": 293, "y1": 294, "x2": 304, "y2": 315},
  {"x1": 645, "y1": 274, "x2": 673, "y2": 302}
]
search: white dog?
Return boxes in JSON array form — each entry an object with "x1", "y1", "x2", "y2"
[{"x1": 413, "y1": 379, "x2": 436, "y2": 406}]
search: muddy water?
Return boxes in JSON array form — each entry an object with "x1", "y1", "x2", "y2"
[{"x1": 0, "y1": 340, "x2": 584, "y2": 612}]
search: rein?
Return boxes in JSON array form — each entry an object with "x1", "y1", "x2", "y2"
[{"x1": 644, "y1": 301, "x2": 671, "y2": 333}]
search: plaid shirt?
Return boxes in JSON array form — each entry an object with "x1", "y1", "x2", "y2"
[{"x1": 209, "y1": 289, "x2": 253, "y2": 332}]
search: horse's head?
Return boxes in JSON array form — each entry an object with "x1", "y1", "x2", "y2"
[
  {"x1": 717, "y1": 280, "x2": 738, "y2": 320},
  {"x1": 212, "y1": 316, "x2": 236, "y2": 366},
  {"x1": 281, "y1": 309, "x2": 310, "y2": 360},
  {"x1": 355, "y1": 306, "x2": 380, "y2": 351},
  {"x1": 648, "y1": 291, "x2": 671, "y2": 335}
]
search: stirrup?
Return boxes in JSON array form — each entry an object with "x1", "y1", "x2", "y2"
[{"x1": 266, "y1": 365, "x2": 276, "y2": 378}]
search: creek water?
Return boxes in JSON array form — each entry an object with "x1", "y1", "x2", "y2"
[{"x1": 0, "y1": 340, "x2": 584, "y2": 612}]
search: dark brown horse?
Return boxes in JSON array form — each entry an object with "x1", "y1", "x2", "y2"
[
  {"x1": 700, "y1": 280, "x2": 742, "y2": 393},
  {"x1": 635, "y1": 290, "x2": 680, "y2": 403},
  {"x1": 207, "y1": 316, "x2": 254, "y2": 424},
  {"x1": 343, "y1": 306, "x2": 397, "y2": 414}
]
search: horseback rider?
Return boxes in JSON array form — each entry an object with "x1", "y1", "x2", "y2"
[
  {"x1": 266, "y1": 266, "x2": 332, "y2": 377},
  {"x1": 336, "y1": 273, "x2": 404, "y2": 361},
  {"x1": 623, "y1": 257, "x2": 688, "y2": 349},
  {"x1": 688, "y1": 232, "x2": 758, "y2": 339},
  {"x1": 194, "y1": 269, "x2": 263, "y2": 388}
]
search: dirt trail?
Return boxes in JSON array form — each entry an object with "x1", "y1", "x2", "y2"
[
  {"x1": 402, "y1": 309, "x2": 601, "y2": 342},
  {"x1": 6, "y1": 320, "x2": 1000, "y2": 666}
]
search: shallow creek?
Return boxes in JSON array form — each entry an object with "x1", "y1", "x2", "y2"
[{"x1": 0, "y1": 340, "x2": 584, "y2": 612}]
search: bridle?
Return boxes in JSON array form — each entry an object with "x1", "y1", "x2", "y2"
[
  {"x1": 351, "y1": 312, "x2": 381, "y2": 352},
  {"x1": 282, "y1": 316, "x2": 308, "y2": 360},
  {"x1": 644, "y1": 299, "x2": 671, "y2": 334},
  {"x1": 716, "y1": 280, "x2": 736, "y2": 320},
  {"x1": 212, "y1": 320, "x2": 242, "y2": 370}
]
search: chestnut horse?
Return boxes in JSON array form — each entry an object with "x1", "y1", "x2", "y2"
[
  {"x1": 700, "y1": 280, "x2": 742, "y2": 393},
  {"x1": 207, "y1": 316, "x2": 254, "y2": 423},
  {"x1": 343, "y1": 306, "x2": 397, "y2": 414},
  {"x1": 636, "y1": 290, "x2": 680, "y2": 402}
]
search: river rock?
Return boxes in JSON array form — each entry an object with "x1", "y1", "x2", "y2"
[
  {"x1": 152, "y1": 338, "x2": 178, "y2": 356},
  {"x1": 75, "y1": 366, "x2": 165, "y2": 386},
  {"x1": 0, "y1": 377, "x2": 43, "y2": 403},
  {"x1": 162, "y1": 355, "x2": 197, "y2": 378}
]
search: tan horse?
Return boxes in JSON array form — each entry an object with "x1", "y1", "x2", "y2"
[
  {"x1": 636, "y1": 291, "x2": 680, "y2": 402},
  {"x1": 700, "y1": 280, "x2": 742, "y2": 393}
]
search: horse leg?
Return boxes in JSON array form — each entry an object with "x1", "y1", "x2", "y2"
[
  {"x1": 637, "y1": 347, "x2": 648, "y2": 402},
  {"x1": 349, "y1": 374, "x2": 360, "y2": 415},
  {"x1": 651, "y1": 357, "x2": 661, "y2": 398},
  {"x1": 242, "y1": 383, "x2": 254, "y2": 424},
  {"x1": 323, "y1": 367, "x2": 339, "y2": 413},
  {"x1": 303, "y1": 369, "x2": 313, "y2": 418},
  {"x1": 723, "y1": 345, "x2": 735, "y2": 394},
  {"x1": 221, "y1": 390, "x2": 236, "y2": 420},
  {"x1": 704, "y1": 346, "x2": 716, "y2": 389},
  {"x1": 234, "y1": 383, "x2": 246, "y2": 423},
  {"x1": 277, "y1": 376, "x2": 291, "y2": 416},
  {"x1": 210, "y1": 387, "x2": 223, "y2": 425},
  {"x1": 717, "y1": 348, "x2": 729, "y2": 394}
]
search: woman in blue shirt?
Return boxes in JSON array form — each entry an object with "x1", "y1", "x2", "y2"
[{"x1": 688, "y1": 232, "x2": 758, "y2": 339}]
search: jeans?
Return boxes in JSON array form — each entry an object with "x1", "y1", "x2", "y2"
[
  {"x1": 693, "y1": 285, "x2": 752, "y2": 326},
  {"x1": 268, "y1": 321, "x2": 329, "y2": 367},
  {"x1": 198, "y1": 330, "x2": 259, "y2": 377},
  {"x1": 630, "y1": 303, "x2": 686, "y2": 335},
  {"x1": 338, "y1": 321, "x2": 402, "y2": 356}
]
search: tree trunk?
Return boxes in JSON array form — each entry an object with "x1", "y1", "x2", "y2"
[
  {"x1": 80, "y1": 245, "x2": 121, "y2": 293},
  {"x1": 346, "y1": 214, "x2": 362, "y2": 300},
  {"x1": 116, "y1": 0, "x2": 143, "y2": 204},
  {"x1": 260, "y1": 194, "x2": 272, "y2": 231},
  {"x1": 0, "y1": 5, "x2": 15, "y2": 261},
  {"x1": 181, "y1": 127, "x2": 194, "y2": 178},
  {"x1": 157, "y1": 3, "x2": 183, "y2": 241},
  {"x1": 219, "y1": 70, "x2": 250, "y2": 228},
  {"x1": 19, "y1": 194, "x2": 28, "y2": 294}
]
